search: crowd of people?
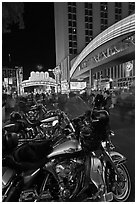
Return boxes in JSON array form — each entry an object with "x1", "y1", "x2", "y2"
[{"x1": 2, "y1": 86, "x2": 135, "y2": 123}]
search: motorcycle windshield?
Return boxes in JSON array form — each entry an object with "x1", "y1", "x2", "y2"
[{"x1": 62, "y1": 95, "x2": 91, "y2": 120}]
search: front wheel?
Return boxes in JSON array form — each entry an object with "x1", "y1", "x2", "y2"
[{"x1": 112, "y1": 164, "x2": 131, "y2": 202}]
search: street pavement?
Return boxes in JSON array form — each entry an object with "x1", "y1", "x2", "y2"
[{"x1": 110, "y1": 107, "x2": 135, "y2": 202}]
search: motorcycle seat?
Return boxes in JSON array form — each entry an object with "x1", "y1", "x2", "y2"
[
  {"x1": 11, "y1": 140, "x2": 52, "y2": 171},
  {"x1": 3, "y1": 154, "x2": 49, "y2": 172}
]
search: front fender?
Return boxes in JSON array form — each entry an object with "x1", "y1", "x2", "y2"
[{"x1": 109, "y1": 151, "x2": 126, "y2": 165}]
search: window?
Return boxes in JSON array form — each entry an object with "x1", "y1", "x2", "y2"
[
  {"x1": 73, "y1": 14, "x2": 76, "y2": 20},
  {"x1": 85, "y1": 2, "x2": 93, "y2": 46},
  {"x1": 69, "y1": 41, "x2": 72, "y2": 47},
  {"x1": 69, "y1": 35, "x2": 72, "y2": 40},
  {"x1": 85, "y1": 30, "x2": 88, "y2": 35},
  {"x1": 72, "y1": 28, "x2": 76, "y2": 34},
  {"x1": 68, "y1": 14, "x2": 72, "y2": 19},
  {"x1": 69, "y1": 28, "x2": 72, "y2": 33},
  {"x1": 89, "y1": 23, "x2": 92, "y2": 29},
  {"x1": 89, "y1": 16, "x2": 92, "y2": 22},
  {"x1": 88, "y1": 10, "x2": 92, "y2": 15},
  {"x1": 68, "y1": 6, "x2": 72, "y2": 13},
  {"x1": 73, "y1": 41, "x2": 77, "y2": 47},
  {"x1": 85, "y1": 9, "x2": 88, "y2": 15},
  {"x1": 72, "y1": 21, "x2": 76, "y2": 27},
  {"x1": 89, "y1": 30, "x2": 93, "y2": 35},
  {"x1": 73, "y1": 7, "x2": 76, "y2": 13},
  {"x1": 68, "y1": 3, "x2": 77, "y2": 55},
  {"x1": 74, "y1": 49, "x2": 77, "y2": 54},
  {"x1": 129, "y1": 2, "x2": 135, "y2": 15},
  {"x1": 85, "y1": 23, "x2": 89, "y2": 28},
  {"x1": 115, "y1": 2, "x2": 122, "y2": 23},
  {"x1": 85, "y1": 16, "x2": 88, "y2": 22},
  {"x1": 73, "y1": 35, "x2": 77, "y2": 41},
  {"x1": 69, "y1": 48, "x2": 73, "y2": 54},
  {"x1": 85, "y1": 36, "x2": 89, "y2": 42},
  {"x1": 68, "y1": 21, "x2": 72, "y2": 27},
  {"x1": 100, "y1": 2, "x2": 108, "y2": 32},
  {"x1": 85, "y1": 3, "x2": 88, "y2": 8}
]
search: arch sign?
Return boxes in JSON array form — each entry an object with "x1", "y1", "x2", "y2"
[{"x1": 21, "y1": 71, "x2": 56, "y2": 88}]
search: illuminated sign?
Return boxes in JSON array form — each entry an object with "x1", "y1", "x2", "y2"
[
  {"x1": 21, "y1": 71, "x2": 56, "y2": 88},
  {"x1": 61, "y1": 82, "x2": 69, "y2": 92},
  {"x1": 126, "y1": 62, "x2": 133, "y2": 72},
  {"x1": 70, "y1": 82, "x2": 86, "y2": 90}
]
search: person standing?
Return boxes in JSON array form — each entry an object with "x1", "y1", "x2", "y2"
[
  {"x1": 102, "y1": 90, "x2": 112, "y2": 113},
  {"x1": 94, "y1": 90, "x2": 104, "y2": 110}
]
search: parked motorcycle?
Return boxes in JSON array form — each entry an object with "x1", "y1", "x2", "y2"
[
  {"x1": 2, "y1": 104, "x2": 131, "y2": 202},
  {"x1": 2, "y1": 105, "x2": 61, "y2": 143}
]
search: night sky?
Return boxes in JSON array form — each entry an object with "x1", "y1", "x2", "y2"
[{"x1": 2, "y1": 2, "x2": 56, "y2": 80}]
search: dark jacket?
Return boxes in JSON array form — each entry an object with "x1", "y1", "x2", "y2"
[
  {"x1": 94, "y1": 94, "x2": 104, "y2": 109},
  {"x1": 102, "y1": 96, "x2": 112, "y2": 113}
]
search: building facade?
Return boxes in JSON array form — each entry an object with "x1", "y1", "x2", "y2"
[
  {"x1": 54, "y1": 2, "x2": 135, "y2": 90},
  {"x1": 54, "y1": 2, "x2": 135, "y2": 66},
  {"x1": 2, "y1": 66, "x2": 23, "y2": 95}
]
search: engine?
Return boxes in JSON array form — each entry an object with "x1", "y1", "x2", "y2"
[{"x1": 55, "y1": 158, "x2": 84, "y2": 201}]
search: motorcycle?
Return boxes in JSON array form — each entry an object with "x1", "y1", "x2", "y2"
[
  {"x1": 2, "y1": 106, "x2": 131, "y2": 202},
  {"x1": 2, "y1": 105, "x2": 61, "y2": 143}
]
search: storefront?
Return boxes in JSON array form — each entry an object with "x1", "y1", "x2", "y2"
[{"x1": 92, "y1": 60, "x2": 135, "y2": 90}]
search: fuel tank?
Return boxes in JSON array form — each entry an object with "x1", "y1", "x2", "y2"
[{"x1": 47, "y1": 139, "x2": 82, "y2": 158}]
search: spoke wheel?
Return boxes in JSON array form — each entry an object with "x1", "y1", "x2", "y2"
[{"x1": 112, "y1": 164, "x2": 131, "y2": 202}]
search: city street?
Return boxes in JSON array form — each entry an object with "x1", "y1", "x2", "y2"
[
  {"x1": 110, "y1": 107, "x2": 135, "y2": 202},
  {"x1": 2, "y1": 2, "x2": 135, "y2": 202}
]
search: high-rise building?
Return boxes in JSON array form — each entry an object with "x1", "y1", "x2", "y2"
[{"x1": 54, "y1": 2, "x2": 135, "y2": 67}]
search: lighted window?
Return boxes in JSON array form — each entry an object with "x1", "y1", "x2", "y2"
[
  {"x1": 85, "y1": 2, "x2": 93, "y2": 46},
  {"x1": 100, "y1": 2, "x2": 108, "y2": 32},
  {"x1": 68, "y1": 2, "x2": 77, "y2": 55}
]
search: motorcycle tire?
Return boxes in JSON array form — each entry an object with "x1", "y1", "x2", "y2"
[{"x1": 112, "y1": 164, "x2": 131, "y2": 202}]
